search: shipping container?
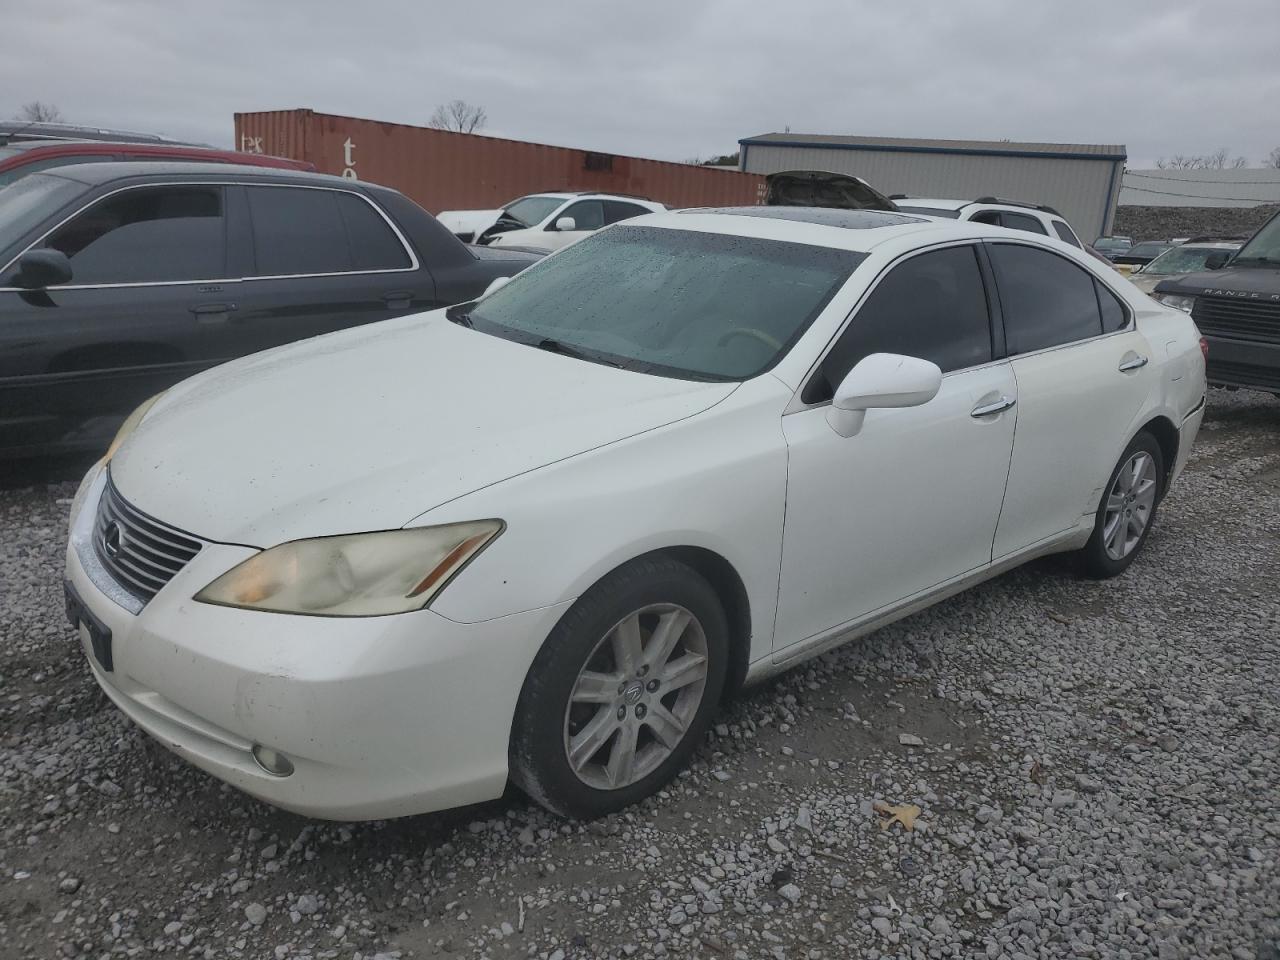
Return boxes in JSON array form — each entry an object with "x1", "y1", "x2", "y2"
[{"x1": 234, "y1": 109, "x2": 765, "y2": 214}]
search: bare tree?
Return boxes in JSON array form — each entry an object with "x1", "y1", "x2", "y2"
[
  {"x1": 1156, "y1": 148, "x2": 1249, "y2": 170},
  {"x1": 15, "y1": 101, "x2": 64, "y2": 123},
  {"x1": 1266, "y1": 147, "x2": 1280, "y2": 169},
  {"x1": 428, "y1": 100, "x2": 487, "y2": 134}
]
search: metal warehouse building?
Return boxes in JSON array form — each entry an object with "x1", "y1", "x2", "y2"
[{"x1": 740, "y1": 133, "x2": 1127, "y2": 242}]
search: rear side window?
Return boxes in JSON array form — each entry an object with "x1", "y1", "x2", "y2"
[
  {"x1": 1000, "y1": 212, "x2": 1048, "y2": 235},
  {"x1": 1052, "y1": 220, "x2": 1082, "y2": 247},
  {"x1": 603, "y1": 200, "x2": 651, "y2": 225},
  {"x1": 808, "y1": 245, "x2": 993, "y2": 402},
  {"x1": 988, "y1": 244, "x2": 1103, "y2": 353},
  {"x1": 45, "y1": 185, "x2": 225, "y2": 284},
  {"x1": 247, "y1": 186, "x2": 408, "y2": 276},
  {"x1": 1096, "y1": 279, "x2": 1128, "y2": 332}
]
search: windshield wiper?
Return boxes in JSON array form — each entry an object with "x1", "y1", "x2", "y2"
[
  {"x1": 446, "y1": 303, "x2": 474, "y2": 327},
  {"x1": 535, "y1": 338, "x2": 622, "y2": 368}
]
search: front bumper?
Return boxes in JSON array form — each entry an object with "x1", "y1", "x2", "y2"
[
  {"x1": 1203, "y1": 335, "x2": 1280, "y2": 393},
  {"x1": 65, "y1": 466, "x2": 571, "y2": 820}
]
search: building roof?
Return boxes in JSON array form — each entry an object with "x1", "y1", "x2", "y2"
[
  {"x1": 1119, "y1": 168, "x2": 1280, "y2": 208},
  {"x1": 739, "y1": 133, "x2": 1126, "y2": 162}
]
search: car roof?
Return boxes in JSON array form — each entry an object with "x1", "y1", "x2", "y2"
[
  {"x1": 631, "y1": 207, "x2": 1060, "y2": 253},
  {"x1": 893, "y1": 198, "x2": 973, "y2": 211},
  {"x1": 34, "y1": 160, "x2": 366, "y2": 189},
  {"x1": 521, "y1": 191, "x2": 658, "y2": 203},
  {"x1": 0, "y1": 139, "x2": 310, "y2": 168}
]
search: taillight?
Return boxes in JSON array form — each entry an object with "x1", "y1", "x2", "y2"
[{"x1": 1199, "y1": 337, "x2": 1209, "y2": 361}]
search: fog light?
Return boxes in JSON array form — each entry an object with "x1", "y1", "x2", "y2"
[{"x1": 251, "y1": 744, "x2": 294, "y2": 778}]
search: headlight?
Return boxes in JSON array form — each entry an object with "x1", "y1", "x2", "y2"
[
  {"x1": 1153, "y1": 293, "x2": 1196, "y2": 314},
  {"x1": 106, "y1": 393, "x2": 165, "y2": 460},
  {"x1": 194, "y1": 521, "x2": 503, "y2": 616}
]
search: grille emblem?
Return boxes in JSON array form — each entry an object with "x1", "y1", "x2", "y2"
[{"x1": 103, "y1": 521, "x2": 123, "y2": 559}]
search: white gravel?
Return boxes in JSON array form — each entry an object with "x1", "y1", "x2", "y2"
[{"x1": 1, "y1": 388, "x2": 1278, "y2": 960}]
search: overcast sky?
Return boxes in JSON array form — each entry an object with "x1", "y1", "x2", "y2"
[{"x1": 4, "y1": 0, "x2": 1278, "y2": 169}]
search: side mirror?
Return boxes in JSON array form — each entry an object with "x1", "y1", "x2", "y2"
[
  {"x1": 554, "y1": 216, "x2": 577, "y2": 232},
  {"x1": 827, "y1": 353, "x2": 942, "y2": 438},
  {"x1": 1203, "y1": 250, "x2": 1231, "y2": 270},
  {"x1": 12, "y1": 249, "x2": 72, "y2": 289},
  {"x1": 481, "y1": 276, "x2": 511, "y2": 298}
]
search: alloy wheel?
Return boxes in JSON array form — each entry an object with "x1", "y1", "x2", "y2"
[
  {"x1": 562, "y1": 603, "x2": 709, "y2": 791},
  {"x1": 1103, "y1": 450, "x2": 1158, "y2": 560}
]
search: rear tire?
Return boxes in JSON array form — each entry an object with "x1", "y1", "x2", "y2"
[
  {"x1": 1076, "y1": 431, "x2": 1164, "y2": 579},
  {"x1": 510, "y1": 555, "x2": 728, "y2": 819}
]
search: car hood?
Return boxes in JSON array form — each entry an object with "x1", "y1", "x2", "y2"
[
  {"x1": 1155, "y1": 264, "x2": 1280, "y2": 299},
  {"x1": 1128, "y1": 272, "x2": 1165, "y2": 293},
  {"x1": 111, "y1": 314, "x2": 736, "y2": 546},
  {"x1": 436, "y1": 208, "x2": 502, "y2": 236},
  {"x1": 764, "y1": 170, "x2": 898, "y2": 211}
]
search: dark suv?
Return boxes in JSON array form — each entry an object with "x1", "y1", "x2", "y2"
[
  {"x1": 0, "y1": 162, "x2": 540, "y2": 457},
  {"x1": 1153, "y1": 209, "x2": 1280, "y2": 394}
]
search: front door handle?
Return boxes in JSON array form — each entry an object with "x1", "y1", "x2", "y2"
[
  {"x1": 970, "y1": 395, "x2": 1017, "y2": 418},
  {"x1": 190, "y1": 303, "x2": 238, "y2": 322},
  {"x1": 381, "y1": 290, "x2": 414, "y2": 309},
  {"x1": 1119, "y1": 354, "x2": 1149, "y2": 372}
]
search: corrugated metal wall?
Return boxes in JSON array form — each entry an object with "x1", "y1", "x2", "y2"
[
  {"x1": 742, "y1": 143, "x2": 1123, "y2": 241},
  {"x1": 234, "y1": 110, "x2": 765, "y2": 213}
]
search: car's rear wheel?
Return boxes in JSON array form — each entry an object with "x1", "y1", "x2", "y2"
[
  {"x1": 1076, "y1": 431, "x2": 1164, "y2": 579},
  {"x1": 510, "y1": 556, "x2": 727, "y2": 819}
]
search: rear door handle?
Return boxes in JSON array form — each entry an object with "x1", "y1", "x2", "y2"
[
  {"x1": 190, "y1": 303, "x2": 238, "y2": 322},
  {"x1": 970, "y1": 395, "x2": 1016, "y2": 418},
  {"x1": 1119, "y1": 354, "x2": 1149, "y2": 372},
  {"x1": 382, "y1": 290, "x2": 414, "y2": 309}
]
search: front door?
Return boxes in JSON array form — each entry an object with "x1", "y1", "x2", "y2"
[
  {"x1": 0, "y1": 183, "x2": 231, "y2": 453},
  {"x1": 775, "y1": 244, "x2": 1018, "y2": 649},
  {"x1": 540, "y1": 199, "x2": 605, "y2": 251},
  {"x1": 985, "y1": 242, "x2": 1156, "y2": 558}
]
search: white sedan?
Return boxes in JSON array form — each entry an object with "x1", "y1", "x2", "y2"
[{"x1": 65, "y1": 207, "x2": 1206, "y2": 820}]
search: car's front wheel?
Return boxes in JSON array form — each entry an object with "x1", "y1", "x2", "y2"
[
  {"x1": 510, "y1": 556, "x2": 728, "y2": 819},
  {"x1": 1077, "y1": 431, "x2": 1165, "y2": 578}
]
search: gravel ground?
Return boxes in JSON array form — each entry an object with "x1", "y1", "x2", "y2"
[{"x1": 1, "y1": 389, "x2": 1277, "y2": 960}]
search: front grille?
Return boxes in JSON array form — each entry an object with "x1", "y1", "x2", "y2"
[
  {"x1": 1207, "y1": 359, "x2": 1280, "y2": 392},
  {"x1": 1193, "y1": 295, "x2": 1280, "y2": 344},
  {"x1": 94, "y1": 477, "x2": 202, "y2": 603}
]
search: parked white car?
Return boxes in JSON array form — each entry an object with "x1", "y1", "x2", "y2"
[
  {"x1": 437, "y1": 191, "x2": 665, "y2": 252},
  {"x1": 66, "y1": 207, "x2": 1206, "y2": 821},
  {"x1": 893, "y1": 196, "x2": 1087, "y2": 249}
]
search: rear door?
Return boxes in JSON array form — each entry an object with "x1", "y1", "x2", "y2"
[
  {"x1": 226, "y1": 183, "x2": 435, "y2": 355},
  {"x1": 987, "y1": 241, "x2": 1155, "y2": 558},
  {"x1": 0, "y1": 182, "x2": 231, "y2": 453}
]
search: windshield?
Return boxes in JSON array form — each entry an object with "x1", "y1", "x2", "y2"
[
  {"x1": 502, "y1": 195, "x2": 566, "y2": 227},
  {"x1": 453, "y1": 225, "x2": 863, "y2": 381},
  {"x1": 1128, "y1": 242, "x2": 1171, "y2": 258},
  {"x1": 0, "y1": 173, "x2": 83, "y2": 253},
  {"x1": 1141, "y1": 245, "x2": 1237, "y2": 276},
  {"x1": 896, "y1": 205, "x2": 961, "y2": 219},
  {"x1": 1094, "y1": 238, "x2": 1130, "y2": 251},
  {"x1": 1234, "y1": 213, "x2": 1280, "y2": 265}
]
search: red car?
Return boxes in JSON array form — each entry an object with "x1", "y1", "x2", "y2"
[{"x1": 0, "y1": 139, "x2": 313, "y2": 188}]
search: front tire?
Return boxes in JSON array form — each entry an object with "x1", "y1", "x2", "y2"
[
  {"x1": 510, "y1": 556, "x2": 728, "y2": 819},
  {"x1": 1076, "y1": 431, "x2": 1164, "y2": 579}
]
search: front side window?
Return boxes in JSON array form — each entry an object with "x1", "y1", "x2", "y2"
[
  {"x1": 1051, "y1": 220, "x2": 1082, "y2": 247},
  {"x1": 0, "y1": 173, "x2": 84, "y2": 255},
  {"x1": 247, "y1": 186, "x2": 407, "y2": 276},
  {"x1": 0, "y1": 154, "x2": 117, "y2": 188},
  {"x1": 45, "y1": 185, "x2": 225, "y2": 284},
  {"x1": 556, "y1": 200, "x2": 604, "y2": 231},
  {"x1": 988, "y1": 243, "x2": 1103, "y2": 353},
  {"x1": 455, "y1": 225, "x2": 862, "y2": 381},
  {"x1": 807, "y1": 245, "x2": 993, "y2": 403},
  {"x1": 1000, "y1": 212, "x2": 1049, "y2": 235}
]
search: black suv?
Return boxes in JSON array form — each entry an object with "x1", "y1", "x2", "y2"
[
  {"x1": 0, "y1": 162, "x2": 539, "y2": 457},
  {"x1": 1153, "y1": 209, "x2": 1280, "y2": 394}
]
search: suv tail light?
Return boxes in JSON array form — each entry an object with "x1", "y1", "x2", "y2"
[{"x1": 1199, "y1": 337, "x2": 1209, "y2": 361}]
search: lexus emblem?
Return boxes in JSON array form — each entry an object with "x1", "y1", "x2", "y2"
[{"x1": 103, "y1": 521, "x2": 123, "y2": 559}]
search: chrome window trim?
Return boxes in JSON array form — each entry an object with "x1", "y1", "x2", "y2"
[
  {"x1": 784, "y1": 236, "x2": 1136, "y2": 415},
  {"x1": 0, "y1": 180, "x2": 419, "y2": 292}
]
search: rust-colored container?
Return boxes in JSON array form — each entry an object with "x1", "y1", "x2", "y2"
[{"x1": 234, "y1": 109, "x2": 765, "y2": 213}]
